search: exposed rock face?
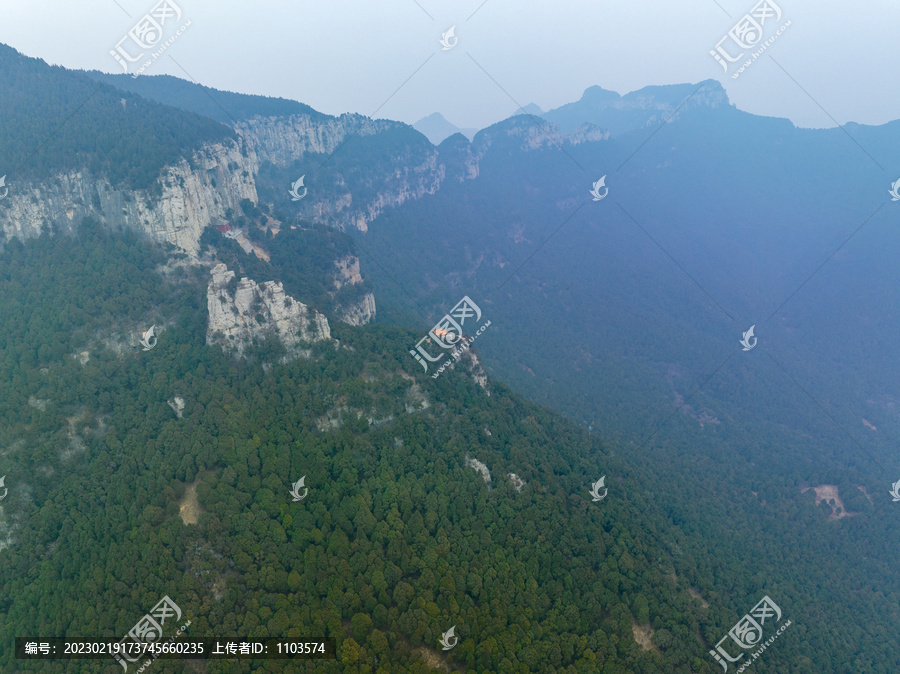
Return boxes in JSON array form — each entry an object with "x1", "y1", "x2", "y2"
[
  {"x1": 464, "y1": 351, "x2": 491, "y2": 394},
  {"x1": 0, "y1": 142, "x2": 257, "y2": 255},
  {"x1": 465, "y1": 455, "x2": 492, "y2": 489},
  {"x1": 168, "y1": 396, "x2": 185, "y2": 419},
  {"x1": 236, "y1": 114, "x2": 446, "y2": 233},
  {"x1": 332, "y1": 255, "x2": 376, "y2": 326},
  {"x1": 333, "y1": 254, "x2": 363, "y2": 288},
  {"x1": 234, "y1": 113, "x2": 397, "y2": 166},
  {"x1": 508, "y1": 473, "x2": 526, "y2": 492},
  {"x1": 472, "y1": 117, "x2": 610, "y2": 157},
  {"x1": 0, "y1": 111, "x2": 449, "y2": 250},
  {"x1": 0, "y1": 101, "x2": 629, "y2": 266},
  {"x1": 206, "y1": 263, "x2": 330, "y2": 359},
  {"x1": 339, "y1": 293, "x2": 377, "y2": 326}
]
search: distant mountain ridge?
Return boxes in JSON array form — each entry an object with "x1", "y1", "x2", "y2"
[
  {"x1": 413, "y1": 112, "x2": 478, "y2": 144},
  {"x1": 541, "y1": 80, "x2": 734, "y2": 135}
]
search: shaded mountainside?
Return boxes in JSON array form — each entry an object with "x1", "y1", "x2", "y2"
[
  {"x1": 353, "y1": 82, "x2": 900, "y2": 670},
  {"x1": 540, "y1": 81, "x2": 733, "y2": 135}
]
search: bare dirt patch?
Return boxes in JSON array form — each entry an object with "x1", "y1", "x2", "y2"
[
  {"x1": 179, "y1": 481, "x2": 202, "y2": 525},
  {"x1": 415, "y1": 646, "x2": 454, "y2": 671},
  {"x1": 857, "y1": 485, "x2": 874, "y2": 505},
  {"x1": 800, "y1": 484, "x2": 857, "y2": 520},
  {"x1": 689, "y1": 588, "x2": 710, "y2": 608},
  {"x1": 632, "y1": 623, "x2": 661, "y2": 654}
]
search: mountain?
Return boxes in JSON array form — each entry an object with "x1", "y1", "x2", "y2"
[
  {"x1": 0, "y1": 46, "x2": 736, "y2": 673},
  {"x1": 0, "y1": 44, "x2": 233, "y2": 190},
  {"x1": 542, "y1": 81, "x2": 731, "y2": 135},
  {"x1": 352, "y1": 82, "x2": 900, "y2": 669},
  {"x1": 413, "y1": 112, "x2": 478, "y2": 145},
  {"x1": 512, "y1": 102, "x2": 546, "y2": 118},
  {"x1": 86, "y1": 71, "x2": 327, "y2": 125},
  {"x1": 1, "y1": 223, "x2": 692, "y2": 672},
  {"x1": 1, "y1": 41, "x2": 899, "y2": 672}
]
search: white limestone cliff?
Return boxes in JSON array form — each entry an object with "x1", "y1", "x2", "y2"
[
  {"x1": 206, "y1": 263, "x2": 331, "y2": 359},
  {"x1": 332, "y1": 255, "x2": 376, "y2": 326},
  {"x1": 0, "y1": 141, "x2": 257, "y2": 255}
]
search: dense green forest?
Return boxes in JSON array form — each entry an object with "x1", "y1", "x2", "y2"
[
  {"x1": 1, "y1": 222, "x2": 896, "y2": 672},
  {"x1": 346, "y1": 115, "x2": 900, "y2": 670},
  {"x1": 1, "y1": 50, "x2": 898, "y2": 672},
  {"x1": 0, "y1": 45, "x2": 233, "y2": 189},
  {"x1": 0, "y1": 224, "x2": 724, "y2": 672},
  {"x1": 84, "y1": 73, "x2": 328, "y2": 126}
]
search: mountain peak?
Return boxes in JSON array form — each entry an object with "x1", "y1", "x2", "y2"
[
  {"x1": 513, "y1": 102, "x2": 545, "y2": 116},
  {"x1": 543, "y1": 80, "x2": 732, "y2": 135},
  {"x1": 413, "y1": 112, "x2": 478, "y2": 145},
  {"x1": 579, "y1": 85, "x2": 621, "y2": 105}
]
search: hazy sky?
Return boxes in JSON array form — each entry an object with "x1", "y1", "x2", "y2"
[{"x1": 2, "y1": 0, "x2": 897, "y2": 132}]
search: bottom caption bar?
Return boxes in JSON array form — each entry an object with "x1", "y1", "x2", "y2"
[{"x1": 16, "y1": 638, "x2": 336, "y2": 660}]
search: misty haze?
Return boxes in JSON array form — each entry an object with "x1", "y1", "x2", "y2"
[{"x1": 0, "y1": 1, "x2": 898, "y2": 672}]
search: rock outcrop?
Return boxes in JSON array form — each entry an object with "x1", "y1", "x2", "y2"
[
  {"x1": 0, "y1": 141, "x2": 257, "y2": 255},
  {"x1": 463, "y1": 351, "x2": 491, "y2": 394},
  {"x1": 339, "y1": 293, "x2": 377, "y2": 327},
  {"x1": 465, "y1": 456, "x2": 492, "y2": 489},
  {"x1": 236, "y1": 114, "x2": 446, "y2": 233},
  {"x1": 234, "y1": 113, "x2": 397, "y2": 166},
  {"x1": 332, "y1": 255, "x2": 376, "y2": 326},
  {"x1": 168, "y1": 396, "x2": 185, "y2": 419},
  {"x1": 508, "y1": 473, "x2": 526, "y2": 492},
  {"x1": 206, "y1": 263, "x2": 330, "y2": 359}
]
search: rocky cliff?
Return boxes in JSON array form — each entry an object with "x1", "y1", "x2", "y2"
[
  {"x1": 236, "y1": 113, "x2": 447, "y2": 233},
  {"x1": 234, "y1": 113, "x2": 396, "y2": 166},
  {"x1": 0, "y1": 141, "x2": 257, "y2": 255},
  {"x1": 332, "y1": 255, "x2": 377, "y2": 326},
  {"x1": 206, "y1": 263, "x2": 331, "y2": 359},
  {"x1": 0, "y1": 111, "x2": 455, "y2": 255}
]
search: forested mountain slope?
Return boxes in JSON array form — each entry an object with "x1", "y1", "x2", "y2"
[
  {"x1": 0, "y1": 45, "x2": 897, "y2": 672},
  {"x1": 1, "y1": 224, "x2": 727, "y2": 673},
  {"x1": 0, "y1": 45, "x2": 233, "y2": 190}
]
